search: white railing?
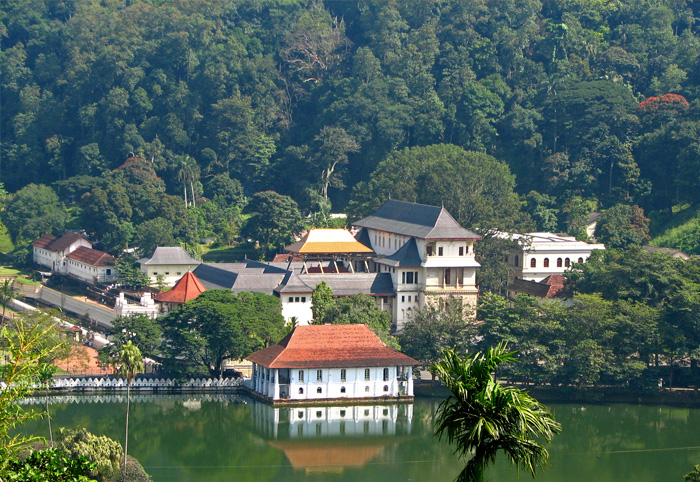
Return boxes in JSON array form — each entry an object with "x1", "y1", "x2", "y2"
[
  {"x1": 19, "y1": 392, "x2": 248, "y2": 405},
  {"x1": 6, "y1": 376, "x2": 247, "y2": 393}
]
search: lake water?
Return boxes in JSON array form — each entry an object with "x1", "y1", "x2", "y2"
[{"x1": 21, "y1": 394, "x2": 700, "y2": 482}]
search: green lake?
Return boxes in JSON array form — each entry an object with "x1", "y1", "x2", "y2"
[{"x1": 21, "y1": 394, "x2": 700, "y2": 481}]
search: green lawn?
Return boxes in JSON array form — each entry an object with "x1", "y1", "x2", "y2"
[{"x1": 202, "y1": 243, "x2": 261, "y2": 262}]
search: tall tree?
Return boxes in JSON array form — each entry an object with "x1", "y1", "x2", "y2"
[
  {"x1": 117, "y1": 341, "x2": 143, "y2": 472},
  {"x1": 242, "y1": 191, "x2": 303, "y2": 260},
  {"x1": 432, "y1": 344, "x2": 561, "y2": 482},
  {"x1": 0, "y1": 280, "x2": 16, "y2": 325}
]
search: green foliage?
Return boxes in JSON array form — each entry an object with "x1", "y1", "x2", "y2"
[
  {"x1": 113, "y1": 455, "x2": 152, "y2": 482},
  {"x1": 160, "y1": 290, "x2": 286, "y2": 376},
  {"x1": 3, "y1": 448, "x2": 96, "y2": 482},
  {"x1": 56, "y1": 429, "x2": 122, "y2": 482},
  {"x1": 685, "y1": 465, "x2": 700, "y2": 482},
  {"x1": 114, "y1": 255, "x2": 149, "y2": 290},
  {"x1": 0, "y1": 314, "x2": 68, "y2": 469},
  {"x1": 310, "y1": 281, "x2": 333, "y2": 321},
  {"x1": 313, "y1": 293, "x2": 399, "y2": 349},
  {"x1": 399, "y1": 298, "x2": 477, "y2": 371},
  {"x1": 2, "y1": 184, "x2": 67, "y2": 244},
  {"x1": 431, "y1": 344, "x2": 561, "y2": 482},
  {"x1": 595, "y1": 204, "x2": 650, "y2": 249},
  {"x1": 105, "y1": 315, "x2": 161, "y2": 359},
  {"x1": 242, "y1": 191, "x2": 303, "y2": 259}
]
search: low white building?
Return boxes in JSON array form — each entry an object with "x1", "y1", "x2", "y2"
[
  {"x1": 246, "y1": 324, "x2": 418, "y2": 403},
  {"x1": 138, "y1": 247, "x2": 201, "y2": 286},
  {"x1": 504, "y1": 232, "x2": 605, "y2": 282},
  {"x1": 64, "y1": 246, "x2": 117, "y2": 284},
  {"x1": 32, "y1": 232, "x2": 93, "y2": 272}
]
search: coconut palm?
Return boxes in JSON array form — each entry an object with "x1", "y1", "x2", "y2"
[
  {"x1": 117, "y1": 341, "x2": 143, "y2": 470},
  {"x1": 0, "y1": 279, "x2": 16, "y2": 324},
  {"x1": 431, "y1": 343, "x2": 561, "y2": 482}
]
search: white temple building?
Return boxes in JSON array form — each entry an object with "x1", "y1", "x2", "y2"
[{"x1": 246, "y1": 324, "x2": 418, "y2": 403}]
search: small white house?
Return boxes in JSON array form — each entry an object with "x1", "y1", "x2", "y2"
[
  {"x1": 246, "y1": 324, "x2": 418, "y2": 403},
  {"x1": 138, "y1": 247, "x2": 201, "y2": 286}
]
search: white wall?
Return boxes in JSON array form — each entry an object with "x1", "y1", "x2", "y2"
[{"x1": 281, "y1": 295, "x2": 313, "y2": 325}]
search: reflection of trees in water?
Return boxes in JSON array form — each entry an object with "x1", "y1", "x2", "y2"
[{"x1": 21, "y1": 398, "x2": 700, "y2": 482}]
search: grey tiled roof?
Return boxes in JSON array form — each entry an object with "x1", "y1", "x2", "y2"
[
  {"x1": 376, "y1": 238, "x2": 422, "y2": 267},
  {"x1": 275, "y1": 272, "x2": 314, "y2": 293},
  {"x1": 299, "y1": 273, "x2": 395, "y2": 296},
  {"x1": 192, "y1": 264, "x2": 239, "y2": 290},
  {"x1": 353, "y1": 200, "x2": 480, "y2": 240},
  {"x1": 354, "y1": 227, "x2": 373, "y2": 249},
  {"x1": 231, "y1": 272, "x2": 287, "y2": 295},
  {"x1": 140, "y1": 247, "x2": 201, "y2": 266}
]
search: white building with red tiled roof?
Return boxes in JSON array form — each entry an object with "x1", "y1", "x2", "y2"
[
  {"x1": 64, "y1": 246, "x2": 117, "y2": 284},
  {"x1": 32, "y1": 232, "x2": 92, "y2": 272},
  {"x1": 246, "y1": 324, "x2": 418, "y2": 403}
]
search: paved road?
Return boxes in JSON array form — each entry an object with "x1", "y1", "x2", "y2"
[{"x1": 26, "y1": 285, "x2": 114, "y2": 329}]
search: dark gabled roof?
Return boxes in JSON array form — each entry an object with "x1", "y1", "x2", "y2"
[
  {"x1": 299, "y1": 273, "x2": 395, "y2": 296},
  {"x1": 506, "y1": 276, "x2": 565, "y2": 299},
  {"x1": 32, "y1": 232, "x2": 90, "y2": 253},
  {"x1": 65, "y1": 246, "x2": 114, "y2": 267},
  {"x1": 192, "y1": 263, "x2": 240, "y2": 290},
  {"x1": 376, "y1": 238, "x2": 422, "y2": 267},
  {"x1": 353, "y1": 200, "x2": 480, "y2": 240},
  {"x1": 275, "y1": 272, "x2": 313, "y2": 294},
  {"x1": 354, "y1": 227, "x2": 373, "y2": 250},
  {"x1": 246, "y1": 324, "x2": 419, "y2": 369},
  {"x1": 139, "y1": 247, "x2": 201, "y2": 266}
]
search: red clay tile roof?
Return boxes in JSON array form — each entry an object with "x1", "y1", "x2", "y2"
[
  {"x1": 65, "y1": 246, "x2": 114, "y2": 267},
  {"x1": 154, "y1": 271, "x2": 206, "y2": 303},
  {"x1": 32, "y1": 232, "x2": 90, "y2": 252},
  {"x1": 247, "y1": 324, "x2": 419, "y2": 369},
  {"x1": 507, "y1": 275, "x2": 565, "y2": 298},
  {"x1": 32, "y1": 234, "x2": 58, "y2": 249}
]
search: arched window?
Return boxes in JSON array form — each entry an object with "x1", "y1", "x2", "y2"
[
  {"x1": 340, "y1": 386, "x2": 346, "y2": 393},
  {"x1": 317, "y1": 387, "x2": 322, "y2": 394},
  {"x1": 565, "y1": 258, "x2": 570, "y2": 267},
  {"x1": 298, "y1": 388, "x2": 304, "y2": 394},
  {"x1": 543, "y1": 258, "x2": 549, "y2": 268},
  {"x1": 557, "y1": 258, "x2": 563, "y2": 267},
  {"x1": 578, "y1": 257, "x2": 584, "y2": 263},
  {"x1": 383, "y1": 385, "x2": 389, "y2": 392},
  {"x1": 530, "y1": 258, "x2": 536, "y2": 268}
]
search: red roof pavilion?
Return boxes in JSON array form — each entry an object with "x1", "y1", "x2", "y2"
[
  {"x1": 154, "y1": 271, "x2": 206, "y2": 304},
  {"x1": 247, "y1": 324, "x2": 419, "y2": 369}
]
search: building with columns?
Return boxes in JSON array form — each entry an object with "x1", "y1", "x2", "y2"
[{"x1": 246, "y1": 324, "x2": 418, "y2": 403}]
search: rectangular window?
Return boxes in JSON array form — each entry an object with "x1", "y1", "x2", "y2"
[
  {"x1": 459, "y1": 247, "x2": 464, "y2": 256},
  {"x1": 426, "y1": 246, "x2": 433, "y2": 256},
  {"x1": 406, "y1": 272, "x2": 414, "y2": 284},
  {"x1": 106, "y1": 269, "x2": 111, "y2": 275},
  {"x1": 177, "y1": 272, "x2": 181, "y2": 275},
  {"x1": 295, "y1": 297, "x2": 300, "y2": 302},
  {"x1": 289, "y1": 297, "x2": 294, "y2": 303},
  {"x1": 301, "y1": 297, "x2": 306, "y2": 302},
  {"x1": 408, "y1": 296, "x2": 412, "y2": 302},
  {"x1": 383, "y1": 368, "x2": 390, "y2": 381},
  {"x1": 153, "y1": 272, "x2": 158, "y2": 275},
  {"x1": 317, "y1": 370, "x2": 323, "y2": 382},
  {"x1": 438, "y1": 246, "x2": 443, "y2": 256},
  {"x1": 364, "y1": 368, "x2": 371, "y2": 381},
  {"x1": 298, "y1": 370, "x2": 304, "y2": 382},
  {"x1": 401, "y1": 296, "x2": 405, "y2": 302},
  {"x1": 414, "y1": 271, "x2": 419, "y2": 283},
  {"x1": 341, "y1": 369, "x2": 346, "y2": 382},
  {"x1": 165, "y1": 272, "x2": 169, "y2": 275},
  {"x1": 402, "y1": 272, "x2": 406, "y2": 283}
]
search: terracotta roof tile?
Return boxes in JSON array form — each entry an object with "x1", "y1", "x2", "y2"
[
  {"x1": 247, "y1": 325, "x2": 419, "y2": 369},
  {"x1": 154, "y1": 271, "x2": 206, "y2": 303},
  {"x1": 65, "y1": 246, "x2": 114, "y2": 267},
  {"x1": 32, "y1": 234, "x2": 58, "y2": 249},
  {"x1": 32, "y1": 232, "x2": 89, "y2": 252}
]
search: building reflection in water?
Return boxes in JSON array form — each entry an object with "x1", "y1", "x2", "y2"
[{"x1": 250, "y1": 403, "x2": 414, "y2": 473}]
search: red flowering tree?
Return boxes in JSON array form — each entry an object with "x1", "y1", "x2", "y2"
[{"x1": 637, "y1": 94, "x2": 689, "y2": 128}]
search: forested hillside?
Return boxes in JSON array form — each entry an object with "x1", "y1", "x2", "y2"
[{"x1": 2, "y1": 0, "x2": 700, "y2": 253}]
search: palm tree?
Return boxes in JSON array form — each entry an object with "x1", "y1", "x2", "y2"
[
  {"x1": 0, "y1": 279, "x2": 16, "y2": 324},
  {"x1": 431, "y1": 343, "x2": 561, "y2": 482},
  {"x1": 117, "y1": 341, "x2": 144, "y2": 470}
]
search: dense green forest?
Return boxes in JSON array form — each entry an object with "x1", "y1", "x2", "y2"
[{"x1": 3, "y1": 0, "x2": 700, "y2": 255}]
